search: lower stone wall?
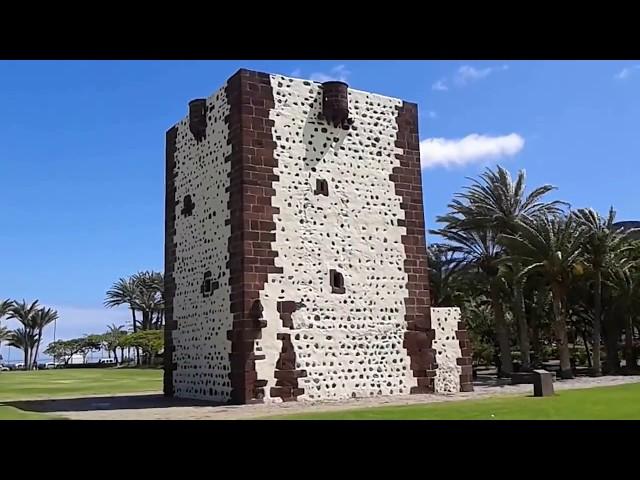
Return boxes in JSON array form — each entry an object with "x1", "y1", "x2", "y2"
[{"x1": 431, "y1": 307, "x2": 474, "y2": 393}]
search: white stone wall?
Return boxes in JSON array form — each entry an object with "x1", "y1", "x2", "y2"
[
  {"x1": 431, "y1": 307, "x2": 462, "y2": 394},
  {"x1": 170, "y1": 86, "x2": 233, "y2": 401},
  {"x1": 254, "y1": 74, "x2": 417, "y2": 402}
]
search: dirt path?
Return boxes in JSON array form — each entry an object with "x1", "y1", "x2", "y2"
[{"x1": 16, "y1": 375, "x2": 640, "y2": 420}]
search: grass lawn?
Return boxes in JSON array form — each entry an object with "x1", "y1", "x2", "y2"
[
  {"x1": 267, "y1": 383, "x2": 640, "y2": 420},
  {"x1": 0, "y1": 368, "x2": 163, "y2": 419},
  {"x1": 0, "y1": 368, "x2": 162, "y2": 402},
  {"x1": 0, "y1": 406, "x2": 63, "y2": 420}
]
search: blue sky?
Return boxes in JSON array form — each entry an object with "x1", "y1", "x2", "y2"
[{"x1": 1, "y1": 60, "x2": 639, "y2": 359}]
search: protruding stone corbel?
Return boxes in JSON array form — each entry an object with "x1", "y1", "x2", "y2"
[
  {"x1": 319, "y1": 81, "x2": 353, "y2": 130},
  {"x1": 188, "y1": 98, "x2": 207, "y2": 142}
]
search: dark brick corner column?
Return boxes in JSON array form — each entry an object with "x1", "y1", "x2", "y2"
[
  {"x1": 456, "y1": 320, "x2": 474, "y2": 392},
  {"x1": 392, "y1": 101, "x2": 437, "y2": 394},
  {"x1": 225, "y1": 69, "x2": 281, "y2": 404},
  {"x1": 163, "y1": 125, "x2": 178, "y2": 396}
]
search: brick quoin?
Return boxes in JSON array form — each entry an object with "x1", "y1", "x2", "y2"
[
  {"x1": 456, "y1": 322, "x2": 474, "y2": 392},
  {"x1": 225, "y1": 69, "x2": 280, "y2": 404},
  {"x1": 392, "y1": 101, "x2": 437, "y2": 394},
  {"x1": 163, "y1": 126, "x2": 178, "y2": 396}
]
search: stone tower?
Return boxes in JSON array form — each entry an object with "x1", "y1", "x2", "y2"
[{"x1": 164, "y1": 68, "x2": 472, "y2": 404}]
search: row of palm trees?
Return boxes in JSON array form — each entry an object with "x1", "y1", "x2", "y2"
[
  {"x1": 104, "y1": 271, "x2": 164, "y2": 331},
  {"x1": 104, "y1": 271, "x2": 164, "y2": 365},
  {"x1": 0, "y1": 271, "x2": 163, "y2": 370},
  {"x1": 430, "y1": 165, "x2": 638, "y2": 379},
  {"x1": 0, "y1": 299, "x2": 59, "y2": 370}
]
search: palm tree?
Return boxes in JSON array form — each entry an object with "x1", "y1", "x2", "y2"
[
  {"x1": 523, "y1": 273, "x2": 551, "y2": 366},
  {"x1": 573, "y1": 207, "x2": 635, "y2": 376},
  {"x1": 131, "y1": 271, "x2": 164, "y2": 330},
  {"x1": 431, "y1": 225, "x2": 514, "y2": 376},
  {"x1": 0, "y1": 299, "x2": 13, "y2": 319},
  {"x1": 0, "y1": 325, "x2": 10, "y2": 356},
  {"x1": 105, "y1": 278, "x2": 139, "y2": 329},
  {"x1": 440, "y1": 165, "x2": 566, "y2": 371},
  {"x1": 105, "y1": 278, "x2": 140, "y2": 364},
  {"x1": 0, "y1": 299, "x2": 12, "y2": 359},
  {"x1": 427, "y1": 244, "x2": 467, "y2": 307},
  {"x1": 30, "y1": 307, "x2": 58, "y2": 368},
  {"x1": 499, "y1": 215, "x2": 585, "y2": 379},
  {"x1": 7, "y1": 300, "x2": 40, "y2": 369},
  {"x1": 7, "y1": 327, "x2": 38, "y2": 369},
  {"x1": 462, "y1": 299, "x2": 496, "y2": 368},
  {"x1": 607, "y1": 266, "x2": 640, "y2": 371},
  {"x1": 147, "y1": 271, "x2": 165, "y2": 329},
  {"x1": 105, "y1": 324, "x2": 126, "y2": 364},
  {"x1": 600, "y1": 276, "x2": 622, "y2": 373}
]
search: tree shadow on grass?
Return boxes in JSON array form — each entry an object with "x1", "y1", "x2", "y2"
[
  {"x1": 473, "y1": 374, "x2": 514, "y2": 388},
  {"x1": 4, "y1": 394, "x2": 226, "y2": 413}
]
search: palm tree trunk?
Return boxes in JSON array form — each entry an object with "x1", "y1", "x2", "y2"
[
  {"x1": 531, "y1": 317, "x2": 542, "y2": 366},
  {"x1": 592, "y1": 270, "x2": 603, "y2": 376},
  {"x1": 512, "y1": 262, "x2": 531, "y2": 371},
  {"x1": 581, "y1": 329, "x2": 592, "y2": 368},
  {"x1": 33, "y1": 334, "x2": 42, "y2": 369},
  {"x1": 28, "y1": 329, "x2": 37, "y2": 369},
  {"x1": 131, "y1": 308, "x2": 140, "y2": 366},
  {"x1": 603, "y1": 314, "x2": 620, "y2": 374},
  {"x1": 625, "y1": 315, "x2": 636, "y2": 371},
  {"x1": 23, "y1": 347, "x2": 28, "y2": 370},
  {"x1": 551, "y1": 285, "x2": 573, "y2": 379},
  {"x1": 113, "y1": 348, "x2": 118, "y2": 364},
  {"x1": 490, "y1": 279, "x2": 512, "y2": 377},
  {"x1": 529, "y1": 296, "x2": 543, "y2": 367}
]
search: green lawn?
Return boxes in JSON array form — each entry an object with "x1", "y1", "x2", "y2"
[
  {"x1": 0, "y1": 368, "x2": 162, "y2": 402},
  {"x1": 1, "y1": 369, "x2": 637, "y2": 420},
  {"x1": 266, "y1": 383, "x2": 640, "y2": 420},
  {"x1": 0, "y1": 368, "x2": 163, "y2": 419},
  {"x1": 0, "y1": 406, "x2": 63, "y2": 420}
]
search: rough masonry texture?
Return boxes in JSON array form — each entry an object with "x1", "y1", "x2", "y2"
[
  {"x1": 164, "y1": 68, "x2": 472, "y2": 404},
  {"x1": 431, "y1": 307, "x2": 473, "y2": 393}
]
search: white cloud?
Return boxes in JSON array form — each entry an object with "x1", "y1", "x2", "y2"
[
  {"x1": 420, "y1": 133, "x2": 525, "y2": 169},
  {"x1": 310, "y1": 65, "x2": 351, "y2": 83},
  {"x1": 0, "y1": 305, "x2": 131, "y2": 362},
  {"x1": 432, "y1": 79, "x2": 449, "y2": 91},
  {"x1": 290, "y1": 68, "x2": 302, "y2": 78},
  {"x1": 615, "y1": 65, "x2": 640, "y2": 80},
  {"x1": 454, "y1": 64, "x2": 508, "y2": 86},
  {"x1": 432, "y1": 64, "x2": 508, "y2": 93}
]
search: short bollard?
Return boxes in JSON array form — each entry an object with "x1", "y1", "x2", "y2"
[{"x1": 532, "y1": 369, "x2": 554, "y2": 397}]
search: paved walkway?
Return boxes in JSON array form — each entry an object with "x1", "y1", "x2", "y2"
[{"x1": 11, "y1": 374, "x2": 640, "y2": 420}]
